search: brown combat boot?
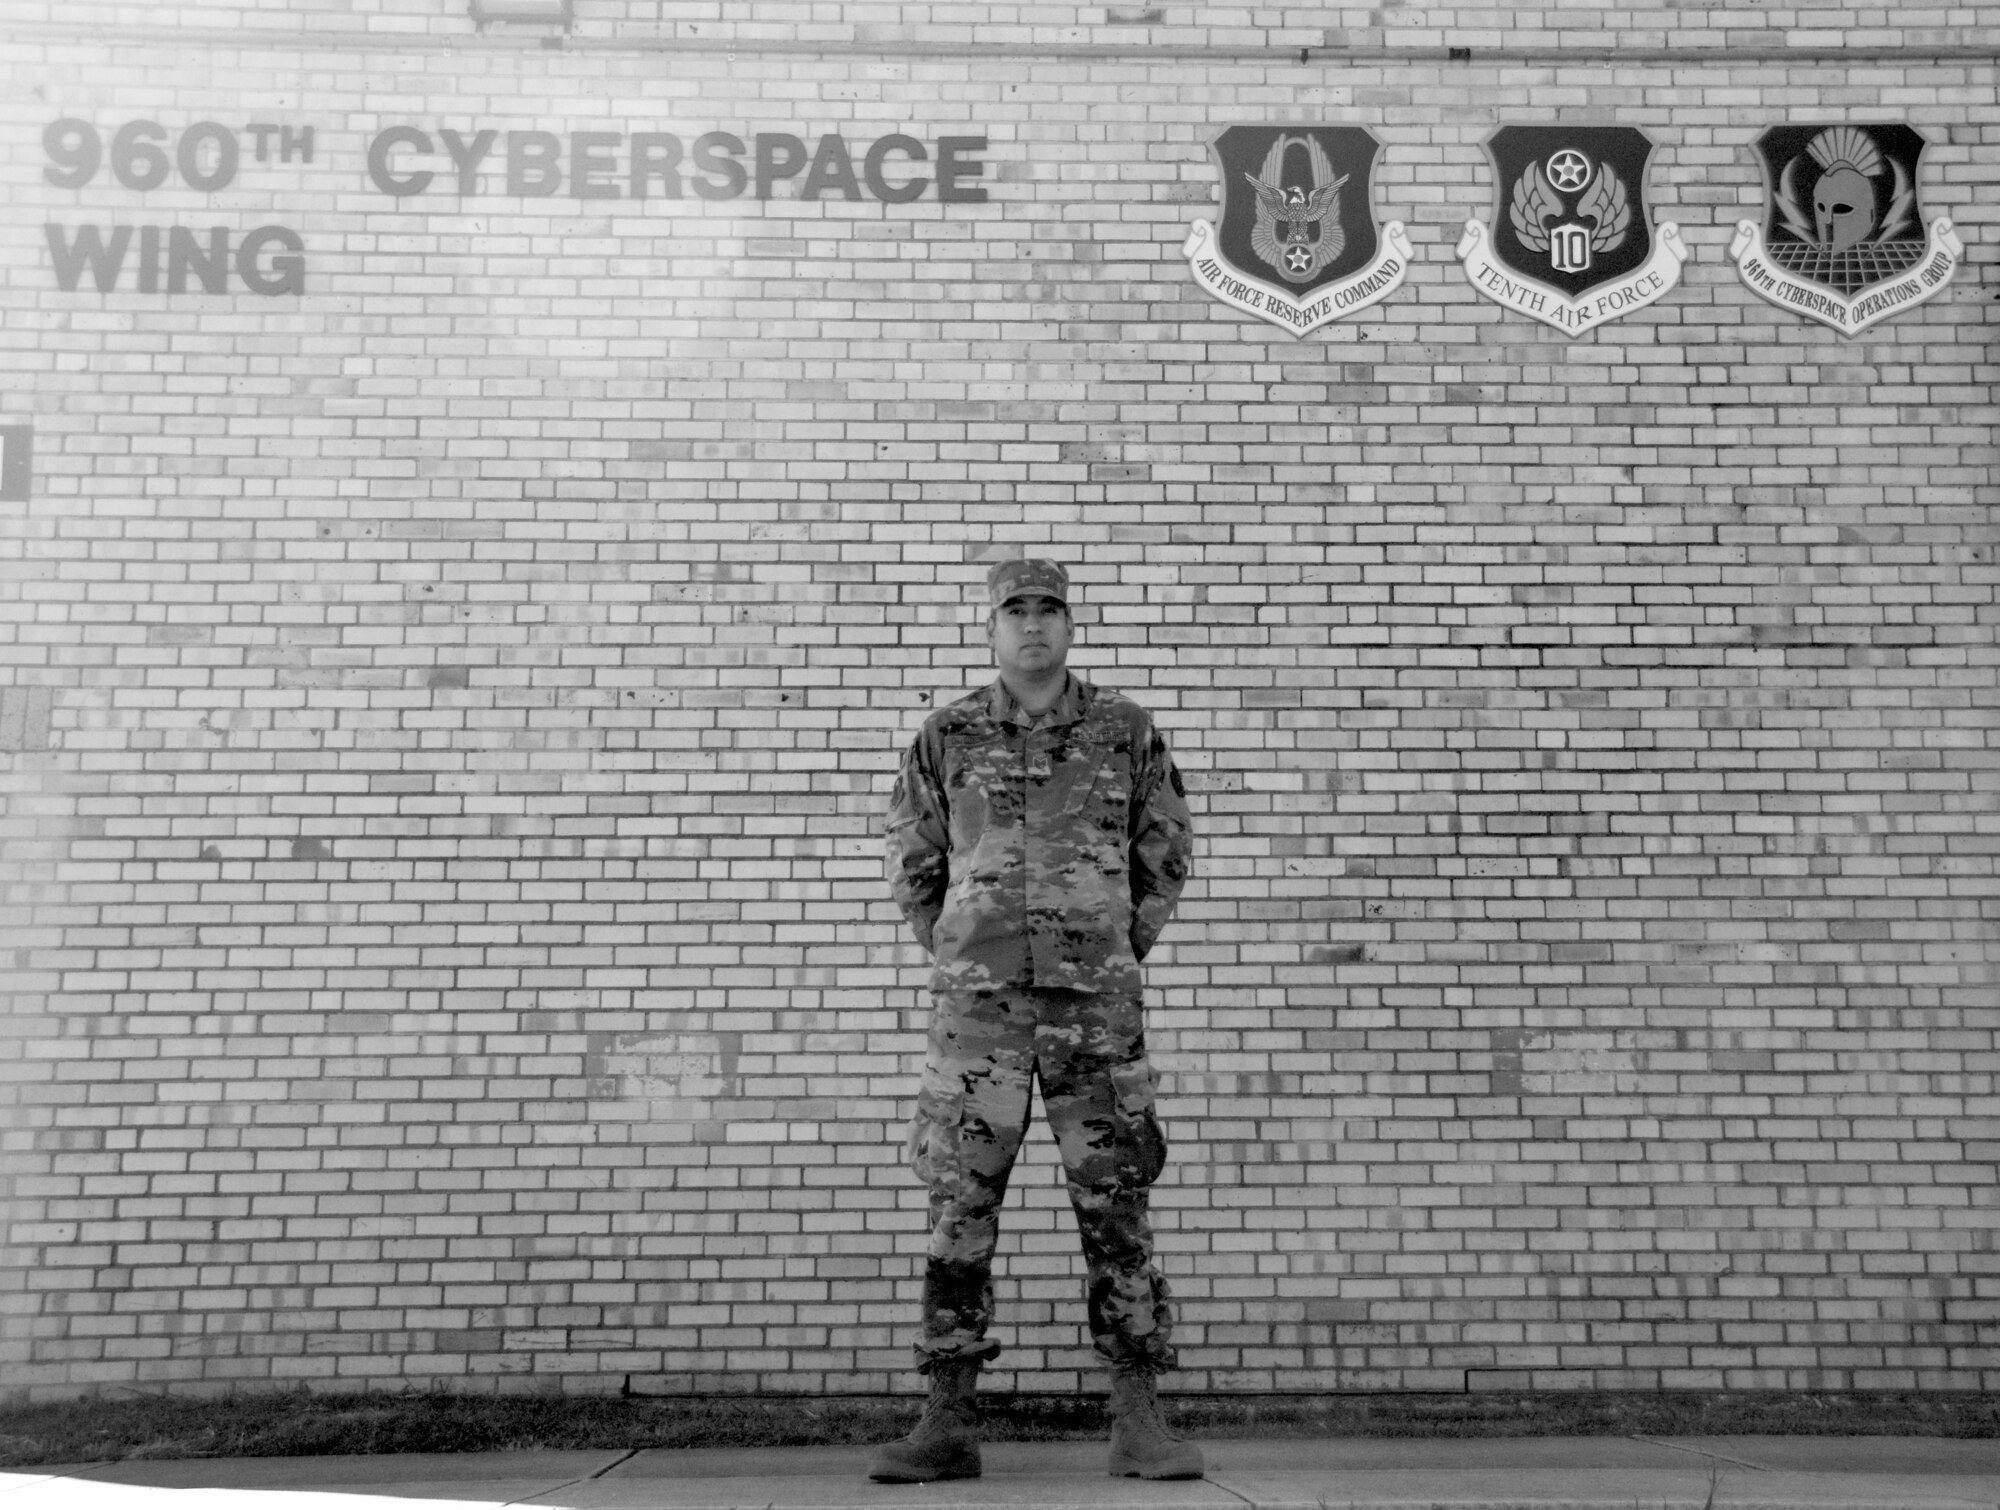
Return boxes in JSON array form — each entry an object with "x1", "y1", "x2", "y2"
[
  {"x1": 1106, "y1": 1368, "x2": 1204, "y2": 1480},
  {"x1": 866, "y1": 1358, "x2": 983, "y2": 1483}
]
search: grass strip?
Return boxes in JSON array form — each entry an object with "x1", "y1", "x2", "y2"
[{"x1": 0, "y1": 1388, "x2": 1993, "y2": 1468}]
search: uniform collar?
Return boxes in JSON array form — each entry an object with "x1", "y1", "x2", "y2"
[{"x1": 987, "y1": 673, "x2": 1087, "y2": 730}]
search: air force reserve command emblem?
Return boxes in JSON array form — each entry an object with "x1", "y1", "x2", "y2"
[
  {"x1": 1458, "y1": 126, "x2": 1687, "y2": 337},
  {"x1": 1183, "y1": 126, "x2": 1411, "y2": 337},
  {"x1": 1730, "y1": 124, "x2": 1962, "y2": 337}
]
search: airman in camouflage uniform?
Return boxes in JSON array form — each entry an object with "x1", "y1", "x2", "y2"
[{"x1": 871, "y1": 559, "x2": 1203, "y2": 1485}]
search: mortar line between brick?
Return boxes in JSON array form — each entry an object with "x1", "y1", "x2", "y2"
[{"x1": 4, "y1": 23, "x2": 1998, "y2": 65}]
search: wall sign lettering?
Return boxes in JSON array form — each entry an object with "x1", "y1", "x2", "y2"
[
  {"x1": 365, "y1": 127, "x2": 986, "y2": 203},
  {"x1": 1183, "y1": 126, "x2": 1409, "y2": 337},
  {"x1": 37, "y1": 118, "x2": 991, "y2": 297},
  {"x1": 1458, "y1": 126, "x2": 1686, "y2": 337},
  {"x1": 1729, "y1": 124, "x2": 1961, "y2": 337}
]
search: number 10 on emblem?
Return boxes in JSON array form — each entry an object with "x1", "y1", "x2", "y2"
[
  {"x1": 1549, "y1": 224, "x2": 1591, "y2": 274},
  {"x1": 1459, "y1": 126, "x2": 1686, "y2": 338}
]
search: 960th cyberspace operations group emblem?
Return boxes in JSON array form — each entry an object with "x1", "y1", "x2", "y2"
[
  {"x1": 1458, "y1": 126, "x2": 1687, "y2": 337},
  {"x1": 1183, "y1": 125, "x2": 1411, "y2": 337},
  {"x1": 1730, "y1": 124, "x2": 1962, "y2": 337}
]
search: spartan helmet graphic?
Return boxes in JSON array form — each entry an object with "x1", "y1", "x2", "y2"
[{"x1": 1807, "y1": 126, "x2": 1882, "y2": 250}]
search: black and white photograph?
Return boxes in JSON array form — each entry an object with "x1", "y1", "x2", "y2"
[{"x1": 1, "y1": 3, "x2": 1994, "y2": 1508}]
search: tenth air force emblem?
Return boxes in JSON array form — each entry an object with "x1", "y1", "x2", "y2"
[
  {"x1": 1729, "y1": 124, "x2": 1962, "y2": 337},
  {"x1": 1457, "y1": 125, "x2": 1687, "y2": 337},
  {"x1": 1183, "y1": 126, "x2": 1411, "y2": 337}
]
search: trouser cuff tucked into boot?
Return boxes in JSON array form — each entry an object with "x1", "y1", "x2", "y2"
[
  {"x1": 867, "y1": 1357, "x2": 984, "y2": 1483},
  {"x1": 1106, "y1": 1368, "x2": 1204, "y2": 1481}
]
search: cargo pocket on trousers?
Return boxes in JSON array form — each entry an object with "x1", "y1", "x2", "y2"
[
  {"x1": 907, "y1": 1065, "x2": 967, "y2": 1192},
  {"x1": 1108, "y1": 1058, "x2": 1168, "y2": 1188}
]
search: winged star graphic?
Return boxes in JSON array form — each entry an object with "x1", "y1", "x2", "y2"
[
  {"x1": 1577, "y1": 165, "x2": 1630, "y2": 252},
  {"x1": 1508, "y1": 163, "x2": 1563, "y2": 252},
  {"x1": 1243, "y1": 135, "x2": 1348, "y2": 283},
  {"x1": 1509, "y1": 157, "x2": 1630, "y2": 260}
]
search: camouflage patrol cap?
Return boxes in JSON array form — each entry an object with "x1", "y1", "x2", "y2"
[{"x1": 985, "y1": 558, "x2": 1070, "y2": 610}]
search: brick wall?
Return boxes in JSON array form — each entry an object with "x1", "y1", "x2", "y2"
[{"x1": 1, "y1": 2, "x2": 1995, "y2": 1401}]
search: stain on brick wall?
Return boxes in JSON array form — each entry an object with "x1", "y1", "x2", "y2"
[{"x1": 0, "y1": 688, "x2": 54, "y2": 753}]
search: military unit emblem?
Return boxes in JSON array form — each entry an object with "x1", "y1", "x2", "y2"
[
  {"x1": 1185, "y1": 120, "x2": 1960, "y2": 339},
  {"x1": 1730, "y1": 124, "x2": 1961, "y2": 336},
  {"x1": 1241, "y1": 132, "x2": 1351, "y2": 283},
  {"x1": 1183, "y1": 125, "x2": 1410, "y2": 337},
  {"x1": 1457, "y1": 126, "x2": 1687, "y2": 337},
  {"x1": 1510, "y1": 146, "x2": 1628, "y2": 277}
]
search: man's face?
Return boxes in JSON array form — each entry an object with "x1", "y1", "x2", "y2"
[{"x1": 987, "y1": 594, "x2": 1072, "y2": 681}]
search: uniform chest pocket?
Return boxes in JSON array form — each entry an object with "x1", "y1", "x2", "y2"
[
  {"x1": 1062, "y1": 742, "x2": 1132, "y2": 844},
  {"x1": 941, "y1": 735, "x2": 1017, "y2": 849}
]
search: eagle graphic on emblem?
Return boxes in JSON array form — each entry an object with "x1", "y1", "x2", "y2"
[{"x1": 1243, "y1": 134, "x2": 1348, "y2": 284}]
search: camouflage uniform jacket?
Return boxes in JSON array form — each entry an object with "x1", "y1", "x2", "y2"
[{"x1": 887, "y1": 674, "x2": 1194, "y2": 994}]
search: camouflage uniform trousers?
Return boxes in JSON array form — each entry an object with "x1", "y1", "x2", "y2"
[{"x1": 906, "y1": 986, "x2": 1176, "y2": 1375}]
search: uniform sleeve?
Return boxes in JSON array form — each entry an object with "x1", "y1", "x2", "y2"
[
  {"x1": 885, "y1": 726, "x2": 952, "y2": 954},
  {"x1": 1127, "y1": 720, "x2": 1193, "y2": 962}
]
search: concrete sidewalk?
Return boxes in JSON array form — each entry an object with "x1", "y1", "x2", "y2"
[{"x1": 5, "y1": 1435, "x2": 1998, "y2": 1510}]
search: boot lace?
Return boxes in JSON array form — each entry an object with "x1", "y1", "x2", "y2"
[{"x1": 1117, "y1": 1374, "x2": 1178, "y2": 1440}]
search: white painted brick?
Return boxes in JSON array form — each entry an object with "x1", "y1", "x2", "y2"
[{"x1": 0, "y1": 0, "x2": 1994, "y2": 1402}]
